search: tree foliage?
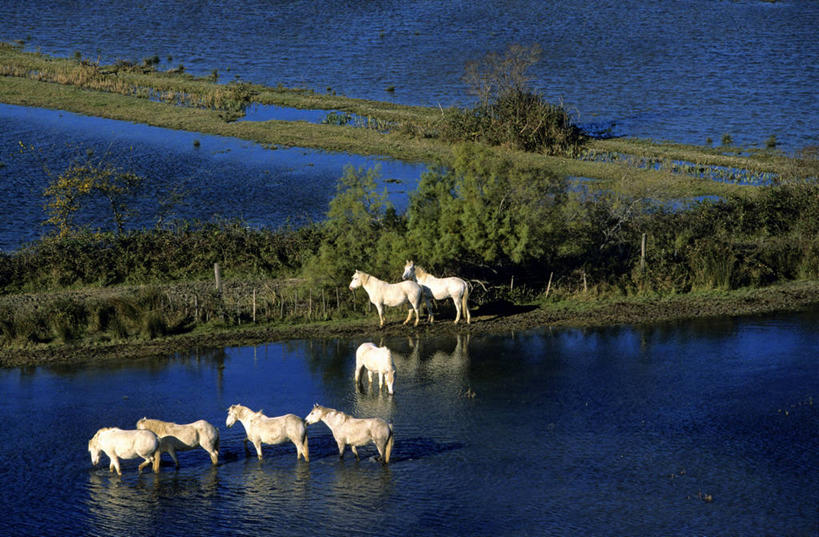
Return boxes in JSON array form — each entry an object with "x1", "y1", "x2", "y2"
[
  {"x1": 442, "y1": 44, "x2": 584, "y2": 155},
  {"x1": 43, "y1": 162, "x2": 145, "y2": 237}
]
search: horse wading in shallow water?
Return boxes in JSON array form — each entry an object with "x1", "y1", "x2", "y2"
[
  {"x1": 355, "y1": 342, "x2": 396, "y2": 394},
  {"x1": 402, "y1": 260, "x2": 471, "y2": 324},
  {"x1": 136, "y1": 417, "x2": 220, "y2": 468},
  {"x1": 88, "y1": 427, "x2": 160, "y2": 475},
  {"x1": 226, "y1": 404, "x2": 309, "y2": 461},
  {"x1": 304, "y1": 404, "x2": 393, "y2": 463},
  {"x1": 349, "y1": 269, "x2": 432, "y2": 328}
]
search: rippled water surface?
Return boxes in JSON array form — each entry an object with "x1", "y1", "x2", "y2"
[
  {"x1": 1, "y1": 0, "x2": 817, "y2": 151},
  {"x1": 1, "y1": 311, "x2": 817, "y2": 536}
]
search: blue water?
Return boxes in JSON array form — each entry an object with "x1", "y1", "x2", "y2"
[
  {"x1": 0, "y1": 103, "x2": 426, "y2": 250},
  {"x1": 0, "y1": 310, "x2": 817, "y2": 536},
  {"x1": 1, "y1": 0, "x2": 817, "y2": 152}
]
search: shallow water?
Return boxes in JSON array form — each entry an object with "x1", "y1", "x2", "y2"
[
  {"x1": 0, "y1": 103, "x2": 425, "y2": 251},
  {"x1": 1, "y1": 0, "x2": 817, "y2": 151},
  {"x1": 1, "y1": 310, "x2": 816, "y2": 536}
]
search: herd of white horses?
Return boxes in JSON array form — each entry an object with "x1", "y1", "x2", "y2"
[{"x1": 89, "y1": 262, "x2": 469, "y2": 475}]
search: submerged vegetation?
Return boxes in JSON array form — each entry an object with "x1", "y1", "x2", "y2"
[{"x1": 1, "y1": 42, "x2": 818, "y2": 357}]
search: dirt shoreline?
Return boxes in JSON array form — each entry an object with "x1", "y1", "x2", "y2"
[{"x1": 2, "y1": 280, "x2": 818, "y2": 368}]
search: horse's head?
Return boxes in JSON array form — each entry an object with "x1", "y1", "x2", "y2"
[
  {"x1": 349, "y1": 270, "x2": 364, "y2": 290},
  {"x1": 136, "y1": 417, "x2": 148, "y2": 430},
  {"x1": 402, "y1": 260, "x2": 415, "y2": 281},
  {"x1": 225, "y1": 405, "x2": 238, "y2": 428},
  {"x1": 385, "y1": 367, "x2": 396, "y2": 395},
  {"x1": 88, "y1": 430, "x2": 103, "y2": 466},
  {"x1": 304, "y1": 404, "x2": 325, "y2": 425}
]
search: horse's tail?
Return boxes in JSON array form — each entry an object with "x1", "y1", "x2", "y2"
[
  {"x1": 384, "y1": 423, "x2": 394, "y2": 464},
  {"x1": 462, "y1": 281, "x2": 471, "y2": 324},
  {"x1": 152, "y1": 440, "x2": 163, "y2": 473},
  {"x1": 302, "y1": 429, "x2": 310, "y2": 462}
]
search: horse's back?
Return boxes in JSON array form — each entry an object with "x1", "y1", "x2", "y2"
[
  {"x1": 105, "y1": 428, "x2": 158, "y2": 456},
  {"x1": 381, "y1": 280, "x2": 422, "y2": 306}
]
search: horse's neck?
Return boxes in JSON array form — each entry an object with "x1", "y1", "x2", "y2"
[
  {"x1": 415, "y1": 267, "x2": 434, "y2": 282},
  {"x1": 235, "y1": 406, "x2": 257, "y2": 425},
  {"x1": 322, "y1": 409, "x2": 349, "y2": 430},
  {"x1": 362, "y1": 273, "x2": 383, "y2": 290}
]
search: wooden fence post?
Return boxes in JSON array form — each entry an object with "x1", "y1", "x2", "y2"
[
  {"x1": 641, "y1": 233, "x2": 647, "y2": 271},
  {"x1": 545, "y1": 272, "x2": 553, "y2": 298},
  {"x1": 214, "y1": 263, "x2": 222, "y2": 295}
]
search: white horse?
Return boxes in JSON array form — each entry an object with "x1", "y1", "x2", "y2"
[
  {"x1": 402, "y1": 260, "x2": 471, "y2": 324},
  {"x1": 304, "y1": 404, "x2": 393, "y2": 463},
  {"x1": 355, "y1": 342, "x2": 396, "y2": 395},
  {"x1": 136, "y1": 417, "x2": 220, "y2": 468},
  {"x1": 349, "y1": 269, "x2": 432, "y2": 327},
  {"x1": 226, "y1": 404, "x2": 309, "y2": 461},
  {"x1": 88, "y1": 427, "x2": 160, "y2": 475}
]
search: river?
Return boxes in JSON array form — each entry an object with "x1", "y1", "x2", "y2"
[{"x1": 0, "y1": 310, "x2": 816, "y2": 536}]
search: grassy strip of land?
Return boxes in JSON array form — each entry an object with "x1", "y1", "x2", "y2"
[
  {"x1": 4, "y1": 44, "x2": 815, "y2": 201},
  {"x1": 1, "y1": 279, "x2": 817, "y2": 368}
]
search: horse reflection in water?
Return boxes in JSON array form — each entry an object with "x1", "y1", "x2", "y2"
[
  {"x1": 87, "y1": 465, "x2": 219, "y2": 536},
  {"x1": 402, "y1": 260, "x2": 471, "y2": 324},
  {"x1": 391, "y1": 334, "x2": 471, "y2": 379},
  {"x1": 136, "y1": 417, "x2": 220, "y2": 468},
  {"x1": 355, "y1": 342, "x2": 396, "y2": 395},
  {"x1": 88, "y1": 427, "x2": 160, "y2": 475},
  {"x1": 226, "y1": 404, "x2": 309, "y2": 462},
  {"x1": 304, "y1": 404, "x2": 394, "y2": 463},
  {"x1": 349, "y1": 269, "x2": 432, "y2": 327}
]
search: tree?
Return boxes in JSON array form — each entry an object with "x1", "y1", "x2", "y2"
[{"x1": 43, "y1": 162, "x2": 144, "y2": 237}]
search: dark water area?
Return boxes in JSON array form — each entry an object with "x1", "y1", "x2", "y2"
[
  {"x1": 0, "y1": 103, "x2": 425, "y2": 251},
  {"x1": 1, "y1": 0, "x2": 817, "y2": 152},
  {"x1": 1, "y1": 310, "x2": 817, "y2": 536}
]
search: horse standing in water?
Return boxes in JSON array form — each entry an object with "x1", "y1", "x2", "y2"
[
  {"x1": 88, "y1": 427, "x2": 160, "y2": 475},
  {"x1": 402, "y1": 260, "x2": 471, "y2": 324},
  {"x1": 226, "y1": 404, "x2": 309, "y2": 461},
  {"x1": 355, "y1": 342, "x2": 396, "y2": 395},
  {"x1": 349, "y1": 269, "x2": 432, "y2": 327},
  {"x1": 304, "y1": 404, "x2": 393, "y2": 463},
  {"x1": 136, "y1": 417, "x2": 220, "y2": 468}
]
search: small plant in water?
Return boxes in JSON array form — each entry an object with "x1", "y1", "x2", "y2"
[
  {"x1": 765, "y1": 135, "x2": 777, "y2": 149},
  {"x1": 721, "y1": 133, "x2": 733, "y2": 146}
]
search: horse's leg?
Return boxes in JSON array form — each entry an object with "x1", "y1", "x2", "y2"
[
  {"x1": 337, "y1": 439, "x2": 346, "y2": 459},
  {"x1": 351, "y1": 445, "x2": 360, "y2": 461},
  {"x1": 111, "y1": 456, "x2": 122, "y2": 476},
  {"x1": 378, "y1": 371, "x2": 384, "y2": 391},
  {"x1": 412, "y1": 304, "x2": 420, "y2": 327},
  {"x1": 453, "y1": 297, "x2": 461, "y2": 324},
  {"x1": 253, "y1": 439, "x2": 264, "y2": 460},
  {"x1": 367, "y1": 369, "x2": 374, "y2": 384},
  {"x1": 376, "y1": 304, "x2": 385, "y2": 327},
  {"x1": 169, "y1": 446, "x2": 179, "y2": 468},
  {"x1": 403, "y1": 307, "x2": 413, "y2": 325},
  {"x1": 138, "y1": 458, "x2": 152, "y2": 473},
  {"x1": 207, "y1": 446, "x2": 219, "y2": 465}
]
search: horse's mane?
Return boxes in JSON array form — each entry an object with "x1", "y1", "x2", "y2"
[{"x1": 414, "y1": 265, "x2": 430, "y2": 278}]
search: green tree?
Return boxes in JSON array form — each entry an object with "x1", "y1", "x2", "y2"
[
  {"x1": 304, "y1": 165, "x2": 401, "y2": 283},
  {"x1": 406, "y1": 144, "x2": 568, "y2": 275}
]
